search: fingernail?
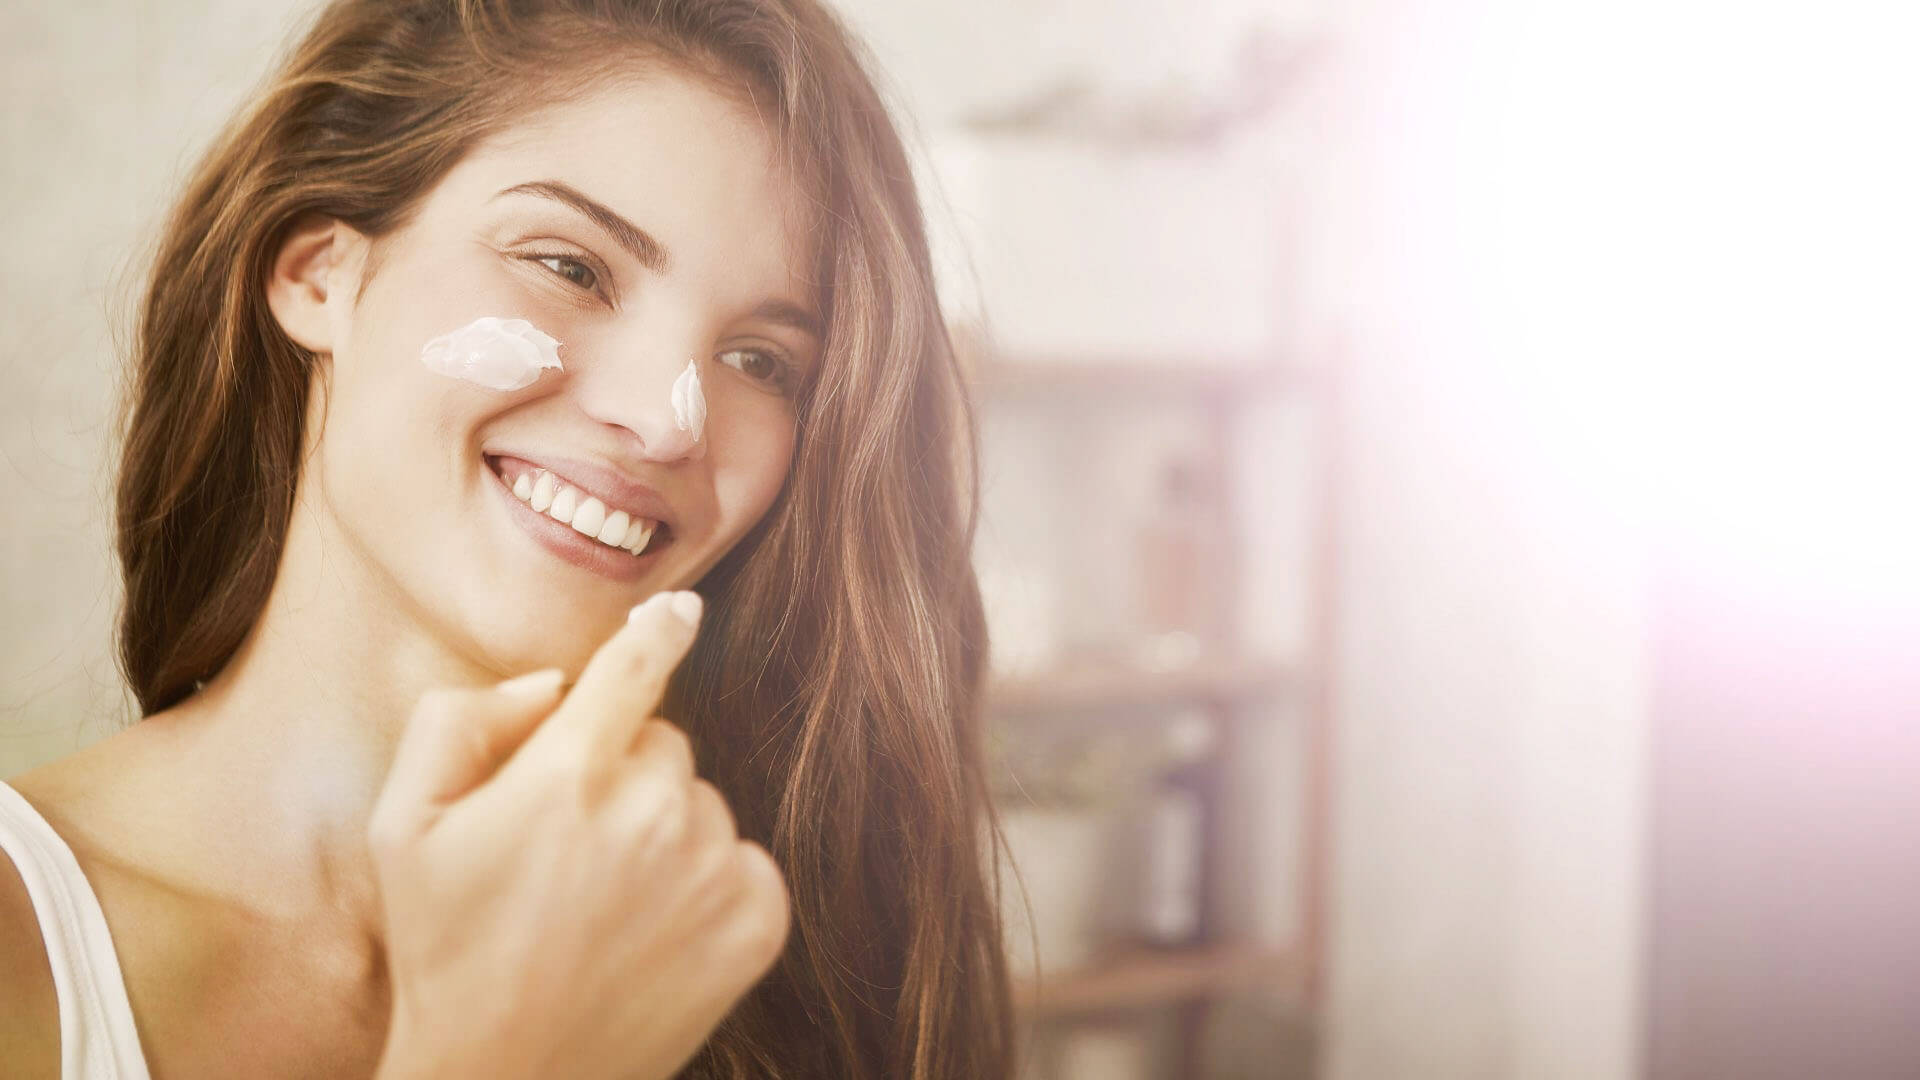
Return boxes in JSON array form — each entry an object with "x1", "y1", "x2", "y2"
[
  {"x1": 627, "y1": 591, "x2": 672, "y2": 625},
  {"x1": 669, "y1": 590, "x2": 703, "y2": 625},
  {"x1": 497, "y1": 668, "x2": 564, "y2": 698}
]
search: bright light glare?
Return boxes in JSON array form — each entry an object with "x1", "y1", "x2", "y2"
[{"x1": 1462, "y1": 0, "x2": 1920, "y2": 599}]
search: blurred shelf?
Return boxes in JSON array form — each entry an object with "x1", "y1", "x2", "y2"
[
  {"x1": 953, "y1": 330, "x2": 1315, "y2": 400},
  {"x1": 1014, "y1": 942, "x2": 1304, "y2": 1018},
  {"x1": 987, "y1": 657, "x2": 1291, "y2": 714},
  {"x1": 966, "y1": 357, "x2": 1312, "y2": 400}
]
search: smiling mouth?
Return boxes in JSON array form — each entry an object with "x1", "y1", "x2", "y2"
[{"x1": 484, "y1": 454, "x2": 674, "y2": 558}]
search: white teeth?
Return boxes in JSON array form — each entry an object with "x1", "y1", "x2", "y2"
[
  {"x1": 625, "y1": 520, "x2": 656, "y2": 555},
  {"x1": 503, "y1": 465, "x2": 662, "y2": 557},
  {"x1": 570, "y1": 496, "x2": 606, "y2": 538},
  {"x1": 598, "y1": 509, "x2": 631, "y2": 546}
]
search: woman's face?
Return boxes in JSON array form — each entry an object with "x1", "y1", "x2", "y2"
[{"x1": 275, "y1": 71, "x2": 820, "y2": 674}]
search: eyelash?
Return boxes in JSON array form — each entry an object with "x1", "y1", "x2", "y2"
[
  {"x1": 525, "y1": 252, "x2": 608, "y2": 299},
  {"x1": 524, "y1": 252, "x2": 800, "y2": 396},
  {"x1": 717, "y1": 347, "x2": 800, "y2": 396}
]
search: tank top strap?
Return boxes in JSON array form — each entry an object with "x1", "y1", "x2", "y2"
[{"x1": 0, "y1": 780, "x2": 152, "y2": 1080}]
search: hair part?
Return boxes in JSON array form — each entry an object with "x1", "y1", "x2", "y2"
[{"x1": 114, "y1": 1, "x2": 1014, "y2": 1076}]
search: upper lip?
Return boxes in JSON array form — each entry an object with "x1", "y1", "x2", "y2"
[{"x1": 486, "y1": 450, "x2": 678, "y2": 530}]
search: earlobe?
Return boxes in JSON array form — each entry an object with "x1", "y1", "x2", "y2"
[{"x1": 265, "y1": 213, "x2": 363, "y2": 355}]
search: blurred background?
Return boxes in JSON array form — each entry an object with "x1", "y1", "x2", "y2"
[{"x1": 5, "y1": 1, "x2": 1918, "y2": 1078}]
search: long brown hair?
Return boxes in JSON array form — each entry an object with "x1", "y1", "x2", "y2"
[{"x1": 114, "y1": 1, "x2": 1014, "y2": 1076}]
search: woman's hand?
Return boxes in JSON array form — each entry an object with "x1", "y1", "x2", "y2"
[{"x1": 367, "y1": 591, "x2": 790, "y2": 1080}]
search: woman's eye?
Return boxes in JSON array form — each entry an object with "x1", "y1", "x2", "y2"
[
  {"x1": 528, "y1": 254, "x2": 599, "y2": 294},
  {"x1": 717, "y1": 348, "x2": 796, "y2": 394}
]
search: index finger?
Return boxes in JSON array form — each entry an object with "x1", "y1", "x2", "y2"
[{"x1": 530, "y1": 589, "x2": 704, "y2": 768}]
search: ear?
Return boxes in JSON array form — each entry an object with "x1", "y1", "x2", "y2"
[{"x1": 265, "y1": 212, "x2": 368, "y2": 355}]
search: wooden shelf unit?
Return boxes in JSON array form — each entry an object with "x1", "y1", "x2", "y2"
[
  {"x1": 987, "y1": 658, "x2": 1292, "y2": 714},
  {"x1": 1012, "y1": 942, "x2": 1305, "y2": 1018},
  {"x1": 969, "y1": 332, "x2": 1342, "y2": 1078},
  {"x1": 953, "y1": 328, "x2": 1320, "y2": 404},
  {"x1": 968, "y1": 357, "x2": 1316, "y2": 401}
]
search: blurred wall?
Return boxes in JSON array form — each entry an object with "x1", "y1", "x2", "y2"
[
  {"x1": 1325, "y1": 329, "x2": 1647, "y2": 1080},
  {"x1": 2, "y1": 1, "x2": 326, "y2": 773},
  {"x1": 1648, "y1": 558, "x2": 1920, "y2": 1080},
  {"x1": 1312, "y1": 4, "x2": 1647, "y2": 1077}
]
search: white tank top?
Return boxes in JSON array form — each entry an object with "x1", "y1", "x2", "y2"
[{"x1": 0, "y1": 780, "x2": 152, "y2": 1080}]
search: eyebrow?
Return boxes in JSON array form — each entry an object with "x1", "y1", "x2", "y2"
[
  {"x1": 491, "y1": 179, "x2": 671, "y2": 275},
  {"x1": 748, "y1": 298, "x2": 823, "y2": 341},
  {"x1": 490, "y1": 178, "x2": 823, "y2": 341}
]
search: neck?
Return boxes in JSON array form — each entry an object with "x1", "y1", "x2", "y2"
[{"x1": 138, "y1": 480, "x2": 501, "y2": 939}]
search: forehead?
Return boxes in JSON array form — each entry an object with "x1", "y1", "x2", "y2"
[{"x1": 429, "y1": 69, "x2": 819, "y2": 292}]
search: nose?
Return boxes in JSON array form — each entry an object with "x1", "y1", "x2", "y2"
[{"x1": 574, "y1": 347, "x2": 708, "y2": 465}]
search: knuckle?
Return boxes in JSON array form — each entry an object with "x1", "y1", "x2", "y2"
[
  {"x1": 638, "y1": 721, "x2": 696, "y2": 776},
  {"x1": 563, "y1": 743, "x2": 635, "y2": 810},
  {"x1": 742, "y1": 891, "x2": 793, "y2": 961},
  {"x1": 620, "y1": 770, "x2": 690, "y2": 837},
  {"x1": 686, "y1": 845, "x2": 737, "y2": 900},
  {"x1": 735, "y1": 842, "x2": 792, "y2": 941},
  {"x1": 521, "y1": 733, "x2": 591, "y2": 789},
  {"x1": 690, "y1": 779, "x2": 737, "y2": 837},
  {"x1": 505, "y1": 729, "x2": 608, "y2": 812},
  {"x1": 573, "y1": 760, "x2": 619, "y2": 808},
  {"x1": 655, "y1": 720, "x2": 694, "y2": 763}
]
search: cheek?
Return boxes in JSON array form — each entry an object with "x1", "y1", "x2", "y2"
[
  {"x1": 707, "y1": 405, "x2": 797, "y2": 536},
  {"x1": 318, "y1": 302, "x2": 500, "y2": 545},
  {"x1": 316, "y1": 377, "x2": 469, "y2": 543},
  {"x1": 331, "y1": 246, "x2": 534, "y2": 471},
  {"x1": 330, "y1": 317, "x2": 477, "y2": 472}
]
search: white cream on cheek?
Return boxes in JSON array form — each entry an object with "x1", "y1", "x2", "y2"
[
  {"x1": 419, "y1": 315, "x2": 563, "y2": 391},
  {"x1": 671, "y1": 358, "x2": 707, "y2": 441}
]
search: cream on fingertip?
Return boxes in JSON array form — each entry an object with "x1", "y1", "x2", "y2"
[
  {"x1": 627, "y1": 591, "x2": 672, "y2": 625},
  {"x1": 669, "y1": 590, "x2": 703, "y2": 625}
]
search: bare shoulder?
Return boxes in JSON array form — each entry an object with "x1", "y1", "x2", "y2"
[
  {"x1": 0, "y1": 839, "x2": 61, "y2": 1079},
  {"x1": 3, "y1": 731, "x2": 265, "y2": 1080},
  {"x1": 0, "y1": 737, "x2": 170, "y2": 1080}
]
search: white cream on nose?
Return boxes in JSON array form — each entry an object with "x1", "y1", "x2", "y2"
[
  {"x1": 670, "y1": 358, "x2": 707, "y2": 442},
  {"x1": 419, "y1": 315, "x2": 563, "y2": 391}
]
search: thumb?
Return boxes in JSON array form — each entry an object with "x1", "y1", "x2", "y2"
[{"x1": 374, "y1": 669, "x2": 567, "y2": 838}]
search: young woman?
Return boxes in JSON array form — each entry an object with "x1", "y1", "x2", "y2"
[{"x1": 0, "y1": 1, "x2": 1013, "y2": 1077}]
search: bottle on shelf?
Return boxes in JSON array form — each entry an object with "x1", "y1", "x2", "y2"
[
  {"x1": 1131, "y1": 710, "x2": 1219, "y2": 948},
  {"x1": 1131, "y1": 452, "x2": 1224, "y2": 672}
]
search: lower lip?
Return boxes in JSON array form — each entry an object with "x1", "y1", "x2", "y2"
[{"x1": 484, "y1": 456, "x2": 671, "y2": 584}]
